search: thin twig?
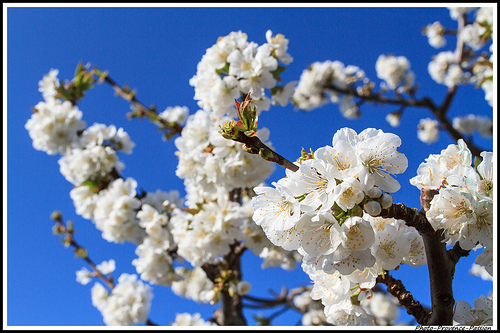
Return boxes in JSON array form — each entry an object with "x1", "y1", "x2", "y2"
[
  {"x1": 94, "y1": 67, "x2": 183, "y2": 138},
  {"x1": 51, "y1": 212, "x2": 159, "y2": 326}
]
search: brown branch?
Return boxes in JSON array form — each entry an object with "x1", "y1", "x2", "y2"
[
  {"x1": 94, "y1": 67, "x2": 183, "y2": 139},
  {"x1": 201, "y1": 242, "x2": 247, "y2": 326},
  {"x1": 377, "y1": 202, "x2": 435, "y2": 235},
  {"x1": 376, "y1": 272, "x2": 430, "y2": 325},
  {"x1": 329, "y1": 84, "x2": 437, "y2": 109},
  {"x1": 231, "y1": 131, "x2": 299, "y2": 172},
  {"x1": 329, "y1": 82, "x2": 485, "y2": 158},
  {"x1": 377, "y1": 189, "x2": 457, "y2": 325},
  {"x1": 50, "y1": 212, "x2": 159, "y2": 326},
  {"x1": 418, "y1": 189, "x2": 455, "y2": 326},
  {"x1": 447, "y1": 241, "x2": 472, "y2": 279}
]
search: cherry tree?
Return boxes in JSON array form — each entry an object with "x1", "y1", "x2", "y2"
[{"x1": 25, "y1": 6, "x2": 494, "y2": 326}]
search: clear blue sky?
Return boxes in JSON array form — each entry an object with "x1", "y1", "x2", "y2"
[{"x1": 5, "y1": 4, "x2": 494, "y2": 327}]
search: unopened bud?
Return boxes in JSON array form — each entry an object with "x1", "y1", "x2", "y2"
[
  {"x1": 75, "y1": 247, "x2": 87, "y2": 258},
  {"x1": 236, "y1": 281, "x2": 252, "y2": 296},
  {"x1": 51, "y1": 211, "x2": 63, "y2": 222},
  {"x1": 379, "y1": 193, "x2": 393, "y2": 209},
  {"x1": 364, "y1": 200, "x2": 382, "y2": 216},
  {"x1": 366, "y1": 187, "x2": 382, "y2": 199}
]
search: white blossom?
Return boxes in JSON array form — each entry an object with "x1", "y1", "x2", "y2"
[
  {"x1": 70, "y1": 185, "x2": 99, "y2": 220},
  {"x1": 448, "y1": 7, "x2": 477, "y2": 20},
  {"x1": 252, "y1": 181, "x2": 302, "y2": 231},
  {"x1": 469, "y1": 263, "x2": 493, "y2": 281},
  {"x1": 453, "y1": 295, "x2": 493, "y2": 326},
  {"x1": 96, "y1": 260, "x2": 116, "y2": 275},
  {"x1": 158, "y1": 106, "x2": 189, "y2": 126},
  {"x1": 370, "y1": 223, "x2": 410, "y2": 271},
  {"x1": 76, "y1": 267, "x2": 92, "y2": 285},
  {"x1": 78, "y1": 123, "x2": 135, "y2": 154},
  {"x1": 334, "y1": 128, "x2": 407, "y2": 193},
  {"x1": 428, "y1": 51, "x2": 463, "y2": 87},
  {"x1": 271, "y1": 80, "x2": 297, "y2": 107},
  {"x1": 25, "y1": 99, "x2": 86, "y2": 155},
  {"x1": 424, "y1": 21, "x2": 446, "y2": 48},
  {"x1": 302, "y1": 309, "x2": 327, "y2": 326},
  {"x1": 93, "y1": 178, "x2": 144, "y2": 244},
  {"x1": 475, "y1": 7, "x2": 493, "y2": 25},
  {"x1": 375, "y1": 54, "x2": 414, "y2": 91},
  {"x1": 171, "y1": 312, "x2": 214, "y2": 326},
  {"x1": 453, "y1": 114, "x2": 492, "y2": 138},
  {"x1": 132, "y1": 236, "x2": 180, "y2": 286},
  {"x1": 92, "y1": 274, "x2": 153, "y2": 326},
  {"x1": 38, "y1": 68, "x2": 60, "y2": 100},
  {"x1": 475, "y1": 248, "x2": 493, "y2": 276},
  {"x1": 236, "y1": 281, "x2": 252, "y2": 296},
  {"x1": 360, "y1": 292, "x2": 399, "y2": 325},
  {"x1": 58, "y1": 145, "x2": 122, "y2": 186},
  {"x1": 410, "y1": 153, "x2": 443, "y2": 190},
  {"x1": 417, "y1": 118, "x2": 439, "y2": 143},
  {"x1": 171, "y1": 267, "x2": 214, "y2": 303},
  {"x1": 266, "y1": 29, "x2": 293, "y2": 65},
  {"x1": 324, "y1": 298, "x2": 374, "y2": 326},
  {"x1": 385, "y1": 112, "x2": 401, "y2": 127},
  {"x1": 190, "y1": 30, "x2": 286, "y2": 118},
  {"x1": 461, "y1": 23, "x2": 487, "y2": 50}
]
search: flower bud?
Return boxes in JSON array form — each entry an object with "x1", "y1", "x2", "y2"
[
  {"x1": 234, "y1": 93, "x2": 258, "y2": 136},
  {"x1": 51, "y1": 210, "x2": 63, "y2": 222},
  {"x1": 236, "y1": 281, "x2": 252, "y2": 296},
  {"x1": 364, "y1": 200, "x2": 382, "y2": 216},
  {"x1": 379, "y1": 193, "x2": 393, "y2": 209},
  {"x1": 366, "y1": 186, "x2": 383, "y2": 199}
]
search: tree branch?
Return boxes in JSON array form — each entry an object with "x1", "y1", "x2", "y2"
[
  {"x1": 231, "y1": 131, "x2": 299, "y2": 172},
  {"x1": 50, "y1": 212, "x2": 159, "y2": 326},
  {"x1": 377, "y1": 188, "x2": 457, "y2": 325},
  {"x1": 201, "y1": 242, "x2": 247, "y2": 325},
  {"x1": 418, "y1": 189, "x2": 455, "y2": 325},
  {"x1": 93, "y1": 67, "x2": 183, "y2": 140},
  {"x1": 376, "y1": 272, "x2": 430, "y2": 325},
  {"x1": 377, "y1": 202, "x2": 435, "y2": 235},
  {"x1": 447, "y1": 241, "x2": 471, "y2": 279}
]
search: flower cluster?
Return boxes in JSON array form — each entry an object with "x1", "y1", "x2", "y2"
[
  {"x1": 27, "y1": 71, "x2": 135, "y2": 186},
  {"x1": 426, "y1": 7, "x2": 493, "y2": 107},
  {"x1": 417, "y1": 118, "x2": 440, "y2": 144},
  {"x1": 291, "y1": 60, "x2": 367, "y2": 116},
  {"x1": 27, "y1": 70, "x2": 189, "y2": 324},
  {"x1": 428, "y1": 51, "x2": 465, "y2": 88},
  {"x1": 423, "y1": 21, "x2": 446, "y2": 49},
  {"x1": 131, "y1": 190, "x2": 184, "y2": 285},
  {"x1": 452, "y1": 114, "x2": 492, "y2": 138},
  {"x1": 174, "y1": 109, "x2": 275, "y2": 204},
  {"x1": 252, "y1": 127, "x2": 426, "y2": 325},
  {"x1": 171, "y1": 266, "x2": 215, "y2": 303},
  {"x1": 76, "y1": 259, "x2": 116, "y2": 285},
  {"x1": 26, "y1": 98, "x2": 86, "y2": 156},
  {"x1": 91, "y1": 273, "x2": 153, "y2": 326},
  {"x1": 189, "y1": 30, "x2": 293, "y2": 118},
  {"x1": 375, "y1": 55, "x2": 415, "y2": 93},
  {"x1": 27, "y1": 13, "x2": 494, "y2": 325},
  {"x1": 410, "y1": 139, "x2": 493, "y2": 275}
]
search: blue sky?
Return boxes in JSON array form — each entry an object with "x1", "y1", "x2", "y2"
[{"x1": 5, "y1": 4, "x2": 495, "y2": 327}]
